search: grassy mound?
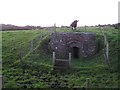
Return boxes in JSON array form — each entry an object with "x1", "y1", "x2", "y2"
[{"x1": 2, "y1": 28, "x2": 119, "y2": 88}]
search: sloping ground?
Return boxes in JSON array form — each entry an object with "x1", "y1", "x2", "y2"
[{"x1": 2, "y1": 28, "x2": 119, "y2": 88}]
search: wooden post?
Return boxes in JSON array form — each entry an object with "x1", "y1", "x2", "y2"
[
  {"x1": 102, "y1": 32, "x2": 110, "y2": 65},
  {"x1": 106, "y1": 41, "x2": 110, "y2": 64},
  {"x1": 85, "y1": 78, "x2": 90, "y2": 90},
  {"x1": 69, "y1": 53, "x2": 71, "y2": 67},
  {"x1": 20, "y1": 43, "x2": 26, "y2": 73},
  {"x1": 30, "y1": 40, "x2": 33, "y2": 52},
  {"x1": 85, "y1": 25, "x2": 86, "y2": 30},
  {"x1": 54, "y1": 23, "x2": 56, "y2": 33},
  {"x1": 39, "y1": 35, "x2": 41, "y2": 41},
  {"x1": 103, "y1": 32, "x2": 107, "y2": 45},
  {"x1": 39, "y1": 34, "x2": 43, "y2": 41},
  {"x1": 53, "y1": 52, "x2": 55, "y2": 65},
  {"x1": 99, "y1": 25, "x2": 103, "y2": 34}
]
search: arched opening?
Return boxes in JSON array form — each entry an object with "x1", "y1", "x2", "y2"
[{"x1": 72, "y1": 47, "x2": 79, "y2": 58}]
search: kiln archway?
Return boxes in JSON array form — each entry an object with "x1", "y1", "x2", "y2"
[{"x1": 72, "y1": 47, "x2": 79, "y2": 58}]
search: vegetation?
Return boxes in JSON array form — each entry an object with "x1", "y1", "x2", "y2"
[{"x1": 2, "y1": 27, "x2": 119, "y2": 89}]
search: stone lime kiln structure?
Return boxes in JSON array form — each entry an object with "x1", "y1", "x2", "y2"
[{"x1": 50, "y1": 32, "x2": 97, "y2": 59}]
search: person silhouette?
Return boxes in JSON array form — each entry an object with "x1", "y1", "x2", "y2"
[{"x1": 70, "y1": 20, "x2": 79, "y2": 31}]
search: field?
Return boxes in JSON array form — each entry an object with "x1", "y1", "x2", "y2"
[{"x1": 2, "y1": 27, "x2": 119, "y2": 88}]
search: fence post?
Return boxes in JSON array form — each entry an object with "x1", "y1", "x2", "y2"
[
  {"x1": 103, "y1": 32, "x2": 107, "y2": 45},
  {"x1": 11, "y1": 39, "x2": 17, "y2": 52},
  {"x1": 69, "y1": 52, "x2": 71, "y2": 67},
  {"x1": 54, "y1": 23, "x2": 56, "y2": 33},
  {"x1": 30, "y1": 40, "x2": 33, "y2": 52},
  {"x1": 85, "y1": 78, "x2": 90, "y2": 90},
  {"x1": 39, "y1": 34, "x2": 44, "y2": 41},
  {"x1": 39, "y1": 35, "x2": 42, "y2": 41},
  {"x1": 53, "y1": 52, "x2": 55, "y2": 65},
  {"x1": 102, "y1": 32, "x2": 110, "y2": 66},
  {"x1": 99, "y1": 26, "x2": 103, "y2": 34},
  {"x1": 85, "y1": 25, "x2": 86, "y2": 30},
  {"x1": 106, "y1": 41, "x2": 110, "y2": 64}
]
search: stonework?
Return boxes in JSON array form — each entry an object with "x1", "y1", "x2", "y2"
[{"x1": 50, "y1": 32, "x2": 97, "y2": 59}]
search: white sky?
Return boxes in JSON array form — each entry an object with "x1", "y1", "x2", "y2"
[{"x1": 0, "y1": 0, "x2": 119, "y2": 27}]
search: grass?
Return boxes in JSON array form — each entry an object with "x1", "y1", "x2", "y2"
[
  {"x1": 2, "y1": 30, "x2": 50, "y2": 63},
  {"x1": 2, "y1": 27, "x2": 119, "y2": 88}
]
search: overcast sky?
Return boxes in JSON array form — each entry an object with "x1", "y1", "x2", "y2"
[{"x1": 0, "y1": 0, "x2": 119, "y2": 26}]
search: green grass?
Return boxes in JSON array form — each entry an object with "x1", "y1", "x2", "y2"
[
  {"x1": 2, "y1": 30, "x2": 50, "y2": 63},
  {"x1": 2, "y1": 28, "x2": 119, "y2": 88}
]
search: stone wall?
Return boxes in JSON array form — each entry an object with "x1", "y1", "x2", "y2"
[{"x1": 50, "y1": 32, "x2": 97, "y2": 59}]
